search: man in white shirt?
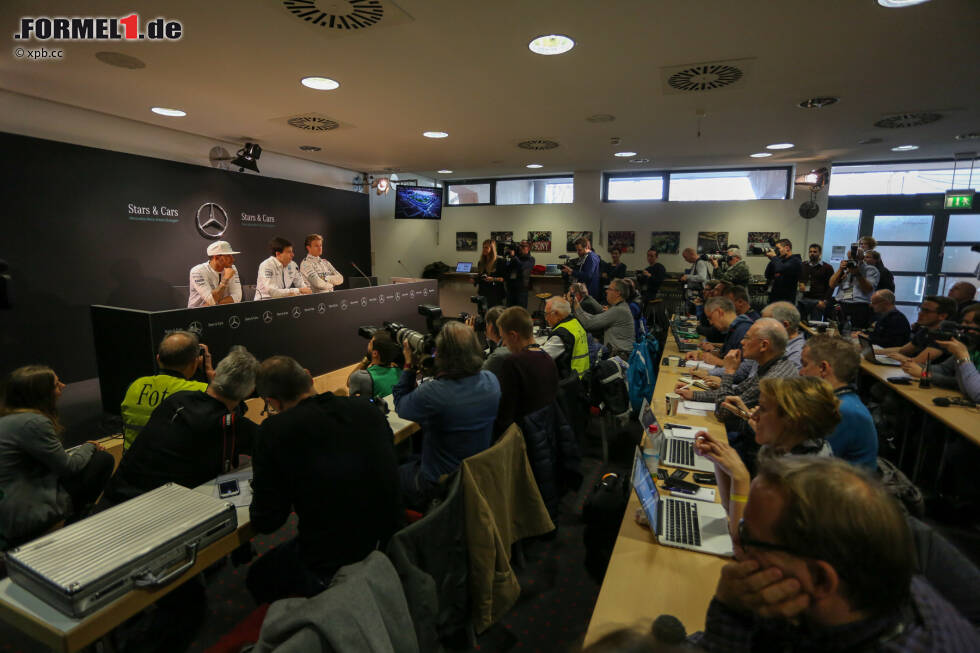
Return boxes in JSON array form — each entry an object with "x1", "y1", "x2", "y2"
[
  {"x1": 188, "y1": 241, "x2": 243, "y2": 308},
  {"x1": 299, "y1": 233, "x2": 344, "y2": 292},
  {"x1": 254, "y1": 237, "x2": 313, "y2": 300}
]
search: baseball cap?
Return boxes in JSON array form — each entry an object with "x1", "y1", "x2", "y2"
[{"x1": 207, "y1": 241, "x2": 240, "y2": 256}]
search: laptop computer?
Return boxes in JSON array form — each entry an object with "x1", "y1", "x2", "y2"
[
  {"x1": 631, "y1": 447, "x2": 733, "y2": 556},
  {"x1": 455, "y1": 262, "x2": 473, "y2": 273},
  {"x1": 638, "y1": 399, "x2": 714, "y2": 472},
  {"x1": 858, "y1": 334, "x2": 902, "y2": 366}
]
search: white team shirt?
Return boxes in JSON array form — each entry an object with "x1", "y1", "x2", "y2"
[
  {"x1": 300, "y1": 255, "x2": 344, "y2": 292},
  {"x1": 254, "y1": 256, "x2": 308, "y2": 300},
  {"x1": 188, "y1": 261, "x2": 242, "y2": 308}
]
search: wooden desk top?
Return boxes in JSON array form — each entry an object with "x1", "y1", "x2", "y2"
[{"x1": 585, "y1": 327, "x2": 728, "y2": 645}]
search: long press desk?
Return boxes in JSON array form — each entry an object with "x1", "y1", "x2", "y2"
[
  {"x1": 0, "y1": 363, "x2": 420, "y2": 653},
  {"x1": 584, "y1": 327, "x2": 728, "y2": 645}
]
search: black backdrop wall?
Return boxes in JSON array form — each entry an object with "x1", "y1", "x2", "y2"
[{"x1": 0, "y1": 132, "x2": 370, "y2": 382}]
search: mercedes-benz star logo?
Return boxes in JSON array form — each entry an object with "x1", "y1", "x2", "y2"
[
  {"x1": 188, "y1": 321, "x2": 203, "y2": 334},
  {"x1": 340, "y1": 300, "x2": 348, "y2": 311},
  {"x1": 379, "y1": 294, "x2": 385, "y2": 304},
  {"x1": 360, "y1": 297, "x2": 367, "y2": 307},
  {"x1": 317, "y1": 303, "x2": 326, "y2": 314},
  {"x1": 395, "y1": 292, "x2": 401, "y2": 302},
  {"x1": 228, "y1": 316, "x2": 241, "y2": 329},
  {"x1": 262, "y1": 311, "x2": 273, "y2": 324},
  {"x1": 196, "y1": 202, "x2": 229, "y2": 240},
  {"x1": 291, "y1": 306, "x2": 301, "y2": 319}
]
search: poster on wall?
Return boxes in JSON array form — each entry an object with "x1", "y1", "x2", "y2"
[
  {"x1": 607, "y1": 231, "x2": 635, "y2": 253},
  {"x1": 747, "y1": 231, "x2": 780, "y2": 256},
  {"x1": 456, "y1": 231, "x2": 478, "y2": 251},
  {"x1": 528, "y1": 230, "x2": 552, "y2": 252},
  {"x1": 697, "y1": 231, "x2": 729, "y2": 254},
  {"x1": 650, "y1": 231, "x2": 680, "y2": 254},
  {"x1": 490, "y1": 231, "x2": 513, "y2": 251},
  {"x1": 566, "y1": 231, "x2": 593, "y2": 252}
]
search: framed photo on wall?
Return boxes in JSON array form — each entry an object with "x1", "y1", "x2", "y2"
[
  {"x1": 528, "y1": 231, "x2": 551, "y2": 253},
  {"x1": 566, "y1": 231, "x2": 593, "y2": 252},
  {"x1": 607, "y1": 231, "x2": 635, "y2": 253},
  {"x1": 456, "y1": 231, "x2": 478, "y2": 251},
  {"x1": 747, "y1": 231, "x2": 780, "y2": 256},
  {"x1": 650, "y1": 231, "x2": 680, "y2": 254},
  {"x1": 697, "y1": 231, "x2": 729, "y2": 254}
]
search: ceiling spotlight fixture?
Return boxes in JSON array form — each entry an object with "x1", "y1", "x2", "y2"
[
  {"x1": 299, "y1": 145, "x2": 321, "y2": 151},
  {"x1": 891, "y1": 144, "x2": 919, "y2": 151},
  {"x1": 231, "y1": 142, "x2": 262, "y2": 173},
  {"x1": 766, "y1": 143, "x2": 794, "y2": 150},
  {"x1": 528, "y1": 34, "x2": 575, "y2": 56},
  {"x1": 151, "y1": 107, "x2": 186, "y2": 117},
  {"x1": 795, "y1": 167, "x2": 829, "y2": 191},
  {"x1": 437, "y1": 169, "x2": 453, "y2": 174},
  {"x1": 629, "y1": 158, "x2": 650, "y2": 164},
  {"x1": 526, "y1": 164, "x2": 543, "y2": 169},
  {"x1": 300, "y1": 76, "x2": 340, "y2": 90},
  {"x1": 371, "y1": 177, "x2": 391, "y2": 195},
  {"x1": 877, "y1": 0, "x2": 932, "y2": 7},
  {"x1": 798, "y1": 96, "x2": 839, "y2": 109},
  {"x1": 423, "y1": 131, "x2": 449, "y2": 139},
  {"x1": 749, "y1": 152, "x2": 773, "y2": 158},
  {"x1": 614, "y1": 151, "x2": 637, "y2": 157}
]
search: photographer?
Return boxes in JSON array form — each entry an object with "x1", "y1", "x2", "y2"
[
  {"x1": 882, "y1": 295, "x2": 956, "y2": 366},
  {"x1": 571, "y1": 278, "x2": 634, "y2": 359},
  {"x1": 680, "y1": 247, "x2": 713, "y2": 314},
  {"x1": 561, "y1": 237, "x2": 602, "y2": 301},
  {"x1": 348, "y1": 332, "x2": 402, "y2": 399},
  {"x1": 899, "y1": 305, "x2": 980, "y2": 400},
  {"x1": 763, "y1": 239, "x2": 802, "y2": 304},
  {"x1": 713, "y1": 246, "x2": 751, "y2": 287},
  {"x1": 505, "y1": 240, "x2": 535, "y2": 308},
  {"x1": 475, "y1": 239, "x2": 507, "y2": 307},
  {"x1": 393, "y1": 321, "x2": 500, "y2": 510},
  {"x1": 828, "y1": 243, "x2": 879, "y2": 329}
]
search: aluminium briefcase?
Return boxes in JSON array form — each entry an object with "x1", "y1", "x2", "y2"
[{"x1": 5, "y1": 483, "x2": 238, "y2": 618}]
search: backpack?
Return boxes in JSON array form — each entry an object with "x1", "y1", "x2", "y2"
[
  {"x1": 627, "y1": 334, "x2": 660, "y2": 413},
  {"x1": 584, "y1": 357, "x2": 631, "y2": 419},
  {"x1": 421, "y1": 261, "x2": 451, "y2": 279},
  {"x1": 582, "y1": 471, "x2": 629, "y2": 583},
  {"x1": 877, "y1": 456, "x2": 924, "y2": 518}
]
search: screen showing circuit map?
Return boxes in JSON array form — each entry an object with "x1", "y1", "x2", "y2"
[{"x1": 395, "y1": 185, "x2": 443, "y2": 219}]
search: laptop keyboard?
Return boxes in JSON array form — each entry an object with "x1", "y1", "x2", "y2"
[
  {"x1": 665, "y1": 499, "x2": 701, "y2": 547},
  {"x1": 668, "y1": 438, "x2": 695, "y2": 467}
]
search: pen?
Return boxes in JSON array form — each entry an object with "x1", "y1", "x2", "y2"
[{"x1": 664, "y1": 423, "x2": 692, "y2": 429}]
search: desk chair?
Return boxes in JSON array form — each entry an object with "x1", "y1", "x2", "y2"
[{"x1": 533, "y1": 292, "x2": 552, "y2": 322}]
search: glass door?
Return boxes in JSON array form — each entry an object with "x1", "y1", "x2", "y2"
[
  {"x1": 939, "y1": 213, "x2": 980, "y2": 299},
  {"x1": 870, "y1": 214, "x2": 935, "y2": 323}
]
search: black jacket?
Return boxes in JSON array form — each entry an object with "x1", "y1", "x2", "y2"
[
  {"x1": 102, "y1": 390, "x2": 254, "y2": 506},
  {"x1": 520, "y1": 402, "x2": 582, "y2": 519},
  {"x1": 250, "y1": 393, "x2": 401, "y2": 571},
  {"x1": 869, "y1": 308, "x2": 912, "y2": 348},
  {"x1": 765, "y1": 253, "x2": 803, "y2": 303}
]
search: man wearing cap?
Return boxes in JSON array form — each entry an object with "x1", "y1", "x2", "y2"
[{"x1": 188, "y1": 241, "x2": 243, "y2": 308}]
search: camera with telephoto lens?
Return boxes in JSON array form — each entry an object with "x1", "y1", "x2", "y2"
[
  {"x1": 844, "y1": 243, "x2": 861, "y2": 269},
  {"x1": 926, "y1": 322, "x2": 980, "y2": 348},
  {"x1": 699, "y1": 250, "x2": 725, "y2": 262},
  {"x1": 469, "y1": 295, "x2": 488, "y2": 332}
]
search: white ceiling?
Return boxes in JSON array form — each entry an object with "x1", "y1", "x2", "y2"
[{"x1": 2, "y1": 0, "x2": 978, "y2": 179}]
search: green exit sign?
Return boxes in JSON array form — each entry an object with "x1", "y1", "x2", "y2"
[{"x1": 945, "y1": 189, "x2": 975, "y2": 210}]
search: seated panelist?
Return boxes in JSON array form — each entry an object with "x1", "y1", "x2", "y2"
[
  {"x1": 255, "y1": 236, "x2": 313, "y2": 300},
  {"x1": 300, "y1": 233, "x2": 344, "y2": 292},
  {"x1": 188, "y1": 240, "x2": 242, "y2": 308}
]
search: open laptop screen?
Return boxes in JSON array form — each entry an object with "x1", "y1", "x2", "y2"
[
  {"x1": 456, "y1": 262, "x2": 473, "y2": 273},
  {"x1": 632, "y1": 448, "x2": 661, "y2": 534}
]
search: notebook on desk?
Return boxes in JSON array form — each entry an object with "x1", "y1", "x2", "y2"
[
  {"x1": 543, "y1": 263, "x2": 560, "y2": 275},
  {"x1": 638, "y1": 398, "x2": 714, "y2": 472},
  {"x1": 858, "y1": 334, "x2": 902, "y2": 366},
  {"x1": 455, "y1": 262, "x2": 473, "y2": 273},
  {"x1": 631, "y1": 447, "x2": 733, "y2": 557}
]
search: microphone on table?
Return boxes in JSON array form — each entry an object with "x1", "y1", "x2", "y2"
[
  {"x1": 933, "y1": 396, "x2": 977, "y2": 408},
  {"x1": 651, "y1": 614, "x2": 687, "y2": 645},
  {"x1": 350, "y1": 261, "x2": 373, "y2": 286}
]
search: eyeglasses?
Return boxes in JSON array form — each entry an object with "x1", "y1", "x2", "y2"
[
  {"x1": 918, "y1": 306, "x2": 937, "y2": 313},
  {"x1": 737, "y1": 519, "x2": 800, "y2": 556}
]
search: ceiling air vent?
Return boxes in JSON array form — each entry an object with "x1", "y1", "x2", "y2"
[
  {"x1": 874, "y1": 112, "x2": 943, "y2": 129},
  {"x1": 286, "y1": 114, "x2": 340, "y2": 131},
  {"x1": 661, "y1": 59, "x2": 753, "y2": 94},
  {"x1": 279, "y1": 0, "x2": 413, "y2": 33},
  {"x1": 518, "y1": 139, "x2": 559, "y2": 151}
]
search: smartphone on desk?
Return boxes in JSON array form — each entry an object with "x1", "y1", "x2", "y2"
[
  {"x1": 693, "y1": 472, "x2": 717, "y2": 485},
  {"x1": 887, "y1": 376, "x2": 912, "y2": 385},
  {"x1": 218, "y1": 479, "x2": 241, "y2": 498},
  {"x1": 665, "y1": 478, "x2": 700, "y2": 494}
]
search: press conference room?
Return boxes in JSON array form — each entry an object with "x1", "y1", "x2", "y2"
[{"x1": 1, "y1": 1, "x2": 979, "y2": 652}]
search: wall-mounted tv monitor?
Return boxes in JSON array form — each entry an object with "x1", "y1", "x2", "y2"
[{"x1": 395, "y1": 185, "x2": 443, "y2": 220}]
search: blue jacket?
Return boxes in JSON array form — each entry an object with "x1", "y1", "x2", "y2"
[
  {"x1": 572, "y1": 251, "x2": 602, "y2": 300},
  {"x1": 394, "y1": 370, "x2": 500, "y2": 482},
  {"x1": 827, "y1": 387, "x2": 878, "y2": 471},
  {"x1": 722, "y1": 314, "x2": 754, "y2": 356}
]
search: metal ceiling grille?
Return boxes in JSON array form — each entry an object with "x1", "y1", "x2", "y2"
[
  {"x1": 281, "y1": 0, "x2": 384, "y2": 30},
  {"x1": 518, "y1": 139, "x2": 559, "y2": 150},
  {"x1": 286, "y1": 114, "x2": 340, "y2": 131},
  {"x1": 874, "y1": 112, "x2": 943, "y2": 129},
  {"x1": 667, "y1": 64, "x2": 743, "y2": 91}
]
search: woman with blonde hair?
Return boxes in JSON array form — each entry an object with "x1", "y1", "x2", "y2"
[
  {"x1": 474, "y1": 239, "x2": 507, "y2": 307},
  {"x1": 0, "y1": 365, "x2": 114, "y2": 547},
  {"x1": 693, "y1": 375, "x2": 840, "y2": 530}
]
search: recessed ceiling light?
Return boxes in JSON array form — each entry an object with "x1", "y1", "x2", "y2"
[
  {"x1": 300, "y1": 76, "x2": 340, "y2": 90},
  {"x1": 877, "y1": 0, "x2": 932, "y2": 7},
  {"x1": 798, "y1": 97, "x2": 839, "y2": 109},
  {"x1": 528, "y1": 34, "x2": 575, "y2": 56},
  {"x1": 891, "y1": 144, "x2": 919, "y2": 151},
  {"x1": 423, "y1": 131, "x2": 449, "y2": 139},
  {"x1": 766, "y1": 143, "x2": 794, "y2": 150},
  {"x1": 437, "y1": 169, "x2": 453, "y2": 174},
  {"x1": 750, "y1": 152, "x2": 773, "y2": 158},
  {"x1": 629, "y1": 158, "x2": 650, "y2": 164},
  {"x1": 299, "y1": 145, "x2": 321, "y2": 152},
  {"x1": 151, "y1": 107, "x2": 186, "y2": 117},
  {"x1": 526, "y1": 164, "x2": 543, "y2": 169},
  {"x1": 614, "y1": 151, "x2": 637, "y2": 157}
]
